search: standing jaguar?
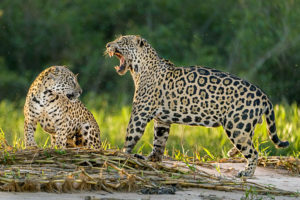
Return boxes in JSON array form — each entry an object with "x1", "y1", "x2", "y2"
[
  {"x1": 105, "y1": 35, "x2": 289, "y2": 177},
  {"x1": 24, "y1": 66, "x2": 101, "y2": 149}
]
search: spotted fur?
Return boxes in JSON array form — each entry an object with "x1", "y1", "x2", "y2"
[
  {"x1": 106, "y1": 35, "x2": 289, "y2": 177},
  {"x1": 24, "y1": 66, "x2": 101, "y2": 149}
]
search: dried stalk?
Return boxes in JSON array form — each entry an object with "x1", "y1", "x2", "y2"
[{"x1": 0, "y1": 148, "x2": 298, "y2": 197}]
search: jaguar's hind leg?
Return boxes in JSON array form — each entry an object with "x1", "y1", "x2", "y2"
[
  {"x1": 225, "y1": 123, "x2": 258, "y2": 177},
  {"x1": 81, "y1": 124, "x2": 101, "y2": 149},
  {"x1": 236, "y1": 141, "x2": 258, "y2": 177}
]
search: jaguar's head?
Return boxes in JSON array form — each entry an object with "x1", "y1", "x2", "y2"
[
  {"x1": 44, "y1": 66, "x2": 82, "y2": 101},
  {"x1": 105, "y1": 35, "x2": 148, "y2": 75}
]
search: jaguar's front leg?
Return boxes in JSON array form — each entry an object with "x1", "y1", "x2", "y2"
[
  {"x1": 124, "y1": 104, "x2": 152, "y2": 154},
  {"x1": 148, "y1": 119, "x2": 170, "y2": 162},
  {"x1": 50, "y1": 135, "x2": 56, "y2": 148},
  {"x1": 24, "y1": 117, "x2": 38, "y2": 147},
  {"x1": 54, "y1": 127, "x2": 69, "y2": 149}
]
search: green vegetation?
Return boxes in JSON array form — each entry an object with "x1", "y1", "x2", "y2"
[{"x1": 1, "y1": 96, "x2": 299, "y2": 158}]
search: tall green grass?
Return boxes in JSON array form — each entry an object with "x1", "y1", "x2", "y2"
[{"x1": 0, "y1": 95, "x2": 299, "y2": 158}]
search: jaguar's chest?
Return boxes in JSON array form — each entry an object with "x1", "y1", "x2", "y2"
[
  {"x1": 39, "y1": 103, "x2": 66, "y2": 133},
  {"x1": 39, "y1": 113, "x2": 57, "y2": 134}
]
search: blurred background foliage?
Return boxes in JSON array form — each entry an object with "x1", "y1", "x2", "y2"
[{"x1": 0, "y1": 0, "x2": 299, "y2": 103}]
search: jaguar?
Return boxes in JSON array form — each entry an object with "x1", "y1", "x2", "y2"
[
  {"x1": 105, "y1": 35, "x2": 289, "y2": 177},
  {"x1": 24, "y1": 66, "x2": 101, "y2": 149}
]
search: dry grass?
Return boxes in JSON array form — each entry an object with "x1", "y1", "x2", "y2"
[{"x1": 0, "y1": 147, "x2": 299, "y2": 197}]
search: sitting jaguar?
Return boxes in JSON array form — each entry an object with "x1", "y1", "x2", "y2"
[
  {"x1": 24, "y1": 66, "x2": 101, "y2": 149},
  {"x1": 105, "y1": 35, "x2": 289, "y2": 177}
]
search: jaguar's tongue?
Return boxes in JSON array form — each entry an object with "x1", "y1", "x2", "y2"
[
  {"x1": 114, "y1": 65, "x2": 125, "y2": 72},
  {"x1": 114, "y1": 56, "x2": 125, "y2": 73}
]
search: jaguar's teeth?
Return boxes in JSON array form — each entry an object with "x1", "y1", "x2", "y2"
[{"x1": 109, "y1": 51, "x2": 114, "y2": 57}]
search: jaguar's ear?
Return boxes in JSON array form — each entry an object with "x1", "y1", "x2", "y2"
[
  {"x1": 54, "y1": 66, "x2": 61, "y2": 72},
  {"x1": 48, "y1": 73, "x2": 57, "y2": 81},
  {"x1": 136, "y1": 36, "x2": 145, "y2": 48},
  {"x1": 47, "y1": 69, "x2": 58, "y2": 81}
]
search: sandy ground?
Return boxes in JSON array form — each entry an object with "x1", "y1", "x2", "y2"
[{"x1": 0, "y1": 161, "x2": 299, "y2": 200}]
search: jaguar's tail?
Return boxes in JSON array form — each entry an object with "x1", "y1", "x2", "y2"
[{"x1": 264, "y1": 99, "x2": 289, "y2": 148}]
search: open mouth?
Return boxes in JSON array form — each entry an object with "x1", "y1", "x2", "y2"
[{"x1": 108, "y1": 49, "x2": 127, "y2": 74}]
